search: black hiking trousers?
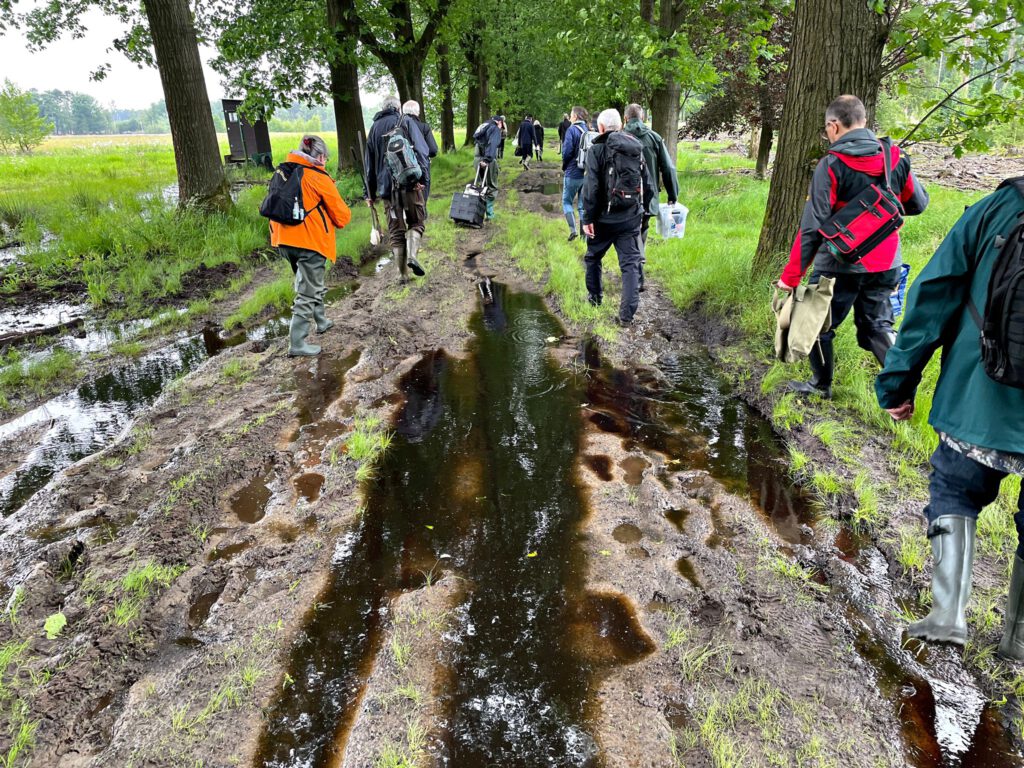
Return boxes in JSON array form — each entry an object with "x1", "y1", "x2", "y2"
[
  {"x1": 810, "y1": 267, "x2": 900, "y2": 364},
  {"x1": 584, "y1": 217, "x2": 643, "y2": 323}
]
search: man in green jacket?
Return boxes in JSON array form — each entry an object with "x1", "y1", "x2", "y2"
[
  {"x1": 876, "y1": 178, "x2": 1024, "y2": 658},
  {"x1": 623, "y1": 104, "x2": 680, "y2": 292}
]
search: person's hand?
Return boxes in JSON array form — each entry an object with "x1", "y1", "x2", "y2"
[
  {"x1": 886, "y1": 401, "x2": 915, "y2": 421},
  {"x1": 667, "y1": 199, "x2": 677, "y2": 205},
  {"x1": 776, "y1": 279, "x2": 794, "y2": 292},
  {"x1": 583, "y1": 223, "x2": 595, "y2": 238}
]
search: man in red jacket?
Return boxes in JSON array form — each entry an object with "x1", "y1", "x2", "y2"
[{"x1": 776, "y1": 95, "x2": 929, "y2": 398}]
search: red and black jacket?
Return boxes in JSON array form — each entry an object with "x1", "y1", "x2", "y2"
[{"x1": 779, "y1": 128, "x2": 929, "y2": 287}]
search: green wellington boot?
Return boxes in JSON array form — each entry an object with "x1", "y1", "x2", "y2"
[
  {"x1": 405, "y1": 230, "x2": 425, "y2": 277},
  {"x1": 311, "y1": 304, "x2": 334, "y2": 334},
  {"x1": 288, "y1": 314, "x2": 321, "y2": 357},
  {"x1": 998, "y1": 554, "x2": 1024, "y2": 661},
  {"x1": 393, "y1": 244, "x2": 408, "y2": 282},
  {"x1": 907, "y1": 515, "x2": 976, "y2": 646}
]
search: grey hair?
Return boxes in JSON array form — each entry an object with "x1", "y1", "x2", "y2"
[
  {"x1": 382, "y1": 95, "x2": 401, "y2": 112},
  {"x1": 299, "y1": 134, "x2": 328, "y2": 160},
  {"x1": 825, "y1": 94, "x2": 866, "y2": 128},
  {"x1": 402, "y1": 100, "x2": 421, "y2": 116},
  {"x1": 597, "y1": 108, "x2": 622, "y2": 131},
  {"x1": 624, "y1": 103, "x2": 644, "y2": 122}
]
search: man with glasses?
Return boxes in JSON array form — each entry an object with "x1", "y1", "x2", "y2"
[{"x1": 776, "y1": 94, "x2": 929, "y2": 398}]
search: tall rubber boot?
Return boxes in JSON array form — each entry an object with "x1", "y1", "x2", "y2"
[
  {"x1": 485, "y1": 199, "x2": 495, "y2": 220},
  {"x1": 908, "y1": 515, "x2": 976, "y2": 646},
  {"x1": 998, "y1": 554, "x2": 1024, "y2": 660},
  {"x1": 406, "y1": 230, "x2": 426, "y2": 277},
  {"x1": 288, "y1": 314, "x2": 321, "y2": 357},
  {"x1": 393, "y1": 244, "x2": 408, "y2": 282},
  {"x1": 311, "y1": 303, "x2": 334, "y2": 334},
  {"x1": 789, "y1": 337, "x2": 834, "y2": 399}
]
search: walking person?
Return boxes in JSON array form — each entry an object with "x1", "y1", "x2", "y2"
[
  {"x1": 581, "y1": 108, "x2": 654, "y2": 326},
  {"x1": 561, "y1": 106, "x2": 590, "y2": 242},
  {"x1": 268, "y1": 135, "x2": 352, "y2": 357},
  {"x1": 516, "y1": 114, "x2": 535, "y2": 170},
  {"x1": 533, "y1": 118, "x2": 544, "y2": 162},
  {"x1": 365, "y1": 95, "x2": 431, "y2": 282},
  {"x1": 623, "y1": 103, "x2": 679, "y2": 292},
  {"x1": 776, "y1": 94, "x2": 929, "y2": 398},
  {"x1": 473, "y1": 114, "x2": 505, "y2": 220},
  {"x1": 497, "y1": 115, "x2": 507, "y2": 159},
  {"x1": 403, "y1": 100, "x2": 439, "y2": 201},
  {"x1": 876, "y1": 177, "x2": 1024, "y2": 657},
  {"x1": 557, "y1": 113, "x2": 571, "y2": 154}
]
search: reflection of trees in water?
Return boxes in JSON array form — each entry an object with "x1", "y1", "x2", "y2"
[{"x1": 396, "y1": 350, "x2": 448, "y2": 443}]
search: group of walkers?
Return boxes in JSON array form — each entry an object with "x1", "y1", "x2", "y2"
[{"x1": 262, "y1": 92, "x2": 1024, "y2": 664}]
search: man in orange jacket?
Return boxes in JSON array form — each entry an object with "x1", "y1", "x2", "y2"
[{"x1": 269, "y1": 135, "x2": 352, "y2": 356}]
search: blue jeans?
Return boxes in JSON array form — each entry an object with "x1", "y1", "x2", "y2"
[
  {"x1": 562, "y1": 175, "x2": 585, "y2": 233},
  {"x1": 927, "y1": 441, "x2": 1024, "y2": 558}
]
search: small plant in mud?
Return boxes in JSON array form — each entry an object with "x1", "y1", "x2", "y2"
[
  {"x1": 109, "y1": 562, "x2": 187, "y2": 627},
  {"x1": 42, "y1": 612, "x2": 66, "y2": 640},
  {"x1": 221, "y1": 356, "x2": 257, "y2": 386}
]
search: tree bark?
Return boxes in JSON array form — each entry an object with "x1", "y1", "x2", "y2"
[
  {"x1": 326, "y1": 0, "x2": 364, "y2": 173},
  {"x1": 749, "y1": 125, "x2": 761, "y2": 160},
  {"x1": 464, "y1": 80, "x2": 481, "y2": 146},
  {"x1": 644, "y1": 0, "x2": 684, "y2": 162},
  {"x1": 752, "y1": 0, "x2": 889, "y2": 275},
  {"x1": 437, "y1": 44, "x2": 456, "y2": 152},
  {"x1": 143, "y1": 0, "x2": 229, "y2": 211}
]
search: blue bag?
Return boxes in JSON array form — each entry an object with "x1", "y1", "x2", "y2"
[{"x1": 890, "y1": 263, "x2": 911, "y2": 318}]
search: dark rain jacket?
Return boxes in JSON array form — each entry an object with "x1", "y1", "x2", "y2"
[
  {"x1": 876, "y1": 181, "x2": 1024, "y2": 453},
  {"x1": 561, "y1": 120, "x2": 589, "y2": 180},
  {"x1": 516, "y1": 119, "x2": 535, "y2": 156},
  {"x1": 363, "y1": 107, "x2": 430, "y2": 200},
  {"x1": 558, "y1": 118, "x2": 571, "y2": 146},
  {"x1": 474, "y1": 120, "x2": 503, "y2": 163},
  {"x1": 623, "y1": 118, "x2": 679, "y2": 216},
  {"x1": 413, "y1": 118, "x2": 439, "y2": 196},
  {"x1": 533, "y1": 122, "x2": 544, "y2": 146},
  {"x1": 779, "y1": 128, "x2": 929, "y2": 287},
  {"x1": 580, "y1": 131, "x2": 656, "y2": 228}
]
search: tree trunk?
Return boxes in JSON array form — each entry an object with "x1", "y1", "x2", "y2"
[
  {"x1": 143, "y1": 0, "x2": 229, "y2": 211},
  {"x1": 464, "y1": 80, "x2": 481, "y2": 146},
  {"x1": 752, "y1": 0, "x2": 889, "y2": 275},
  {"x1": 755, "y1": 123, "x2": 773, "y2": 179},
  {"x1": 437, "y1": 44, "x2": 456, "y2": 152},
  {"x1": 326, "y1": 0, "x2": 364, "y2": 173},
  {"x1": 386, "y1": 58, "x2": 425, "y2": 111},
  {"x1": 645, "y1": 0, "x2": 684, "y2": 162},
  {"x1": 749, "y1": 125, "x2": 761, "y2": 160}
]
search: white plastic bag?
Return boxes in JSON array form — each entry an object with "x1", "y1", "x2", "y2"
[{"x1": 656, "y1": 202, "x2": 688, "y2": 239}]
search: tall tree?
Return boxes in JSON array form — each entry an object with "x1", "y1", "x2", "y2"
[
  {"x1": 436, "y1": 43, "x2": 457, "y2": 152},
  {"x1": 752, "y1": 0, "x2": 890, "y2": 274},
  {"x1": 0, "y1": 79, "x2": 53, "y2": 152},
  {"x1": 358, "y1": 0, "x2": 453, "y2": 108},
  {"x1": 5, "y1": 0, "x2": 229, "y2": 210},
  {"x1": 326, "y1": 0, "x2": 366, "y2": 168}
]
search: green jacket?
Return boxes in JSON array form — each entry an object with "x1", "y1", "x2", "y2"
[
  {"x1": 623, "y1": 119, "x2": 680, "y2": 216},
  {"x1": 876, "y1": 183, "x2": 1024, "y2": 452}
]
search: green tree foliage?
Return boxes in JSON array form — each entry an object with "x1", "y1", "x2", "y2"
[
  {"x1": 31, "y1": 90, "x2": 112, "y2": 134},
  {"x1": 0, "y1": 79, "x2": 53, "y2": 153}
]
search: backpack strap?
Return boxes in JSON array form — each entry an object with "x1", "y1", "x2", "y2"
[
  {"x1": 879, "y1": 138, "x2": 894, "y2": 193},
  {"x1": 998, "y1": 177, "x2": 1024, "y2": 199},
  {"x1": 965, "y1": 180, "x2": 1024, "y2": 330}
]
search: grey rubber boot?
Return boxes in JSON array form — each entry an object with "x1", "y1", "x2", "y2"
[
  {"x1": 312, "y1": 304, "x2": 334, "y2": 334},
  {"x1": 998, "y1": 554, "x2": 1024, "y2": 661},
  {"x1": 393, "y1": 244, "x2": 408, "y2": 281},
  {"x1": 908, "y1": 515, "x2": 976, "y2": 646},
  {"x1": 789, "y1": 337, "x2": 834, "y2": 399},
  {"x1": 406, "y1": 230, "x2": 425, "y2": 277},
  {"x1": 288, "y1": 314, "x2": 321, "y2": 357}
]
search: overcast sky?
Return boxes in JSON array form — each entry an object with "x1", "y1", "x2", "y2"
[{"x1": 0, "y1": 9, "x2": 231, "y2": 110}]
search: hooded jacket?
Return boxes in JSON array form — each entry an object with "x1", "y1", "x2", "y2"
[
  {"x1": 622, "y1": 118, "x2": 680, "y2": 216},
  {"x1": 269, "y1": 152, "x2": 352, "y2": 261},
  {"x1": 876, "y1": 181, "x2": 1024, "y2": 453},
  {"x1": 516, "y1": 119, "x2": 535, "y2": 155},
  {"x1": 364, "y1": 107, "x2": 430, "y2": 200},
  {"x1": 474, "y1": 119, "x2": 503, "y2": 162},
  {"x1": 780, "y1": 128, "x2": 929, "y2": 287}
]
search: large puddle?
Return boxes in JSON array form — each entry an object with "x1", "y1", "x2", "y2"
[{"x1": 256, "y1": 287, "x2": 626, "y2": 767}]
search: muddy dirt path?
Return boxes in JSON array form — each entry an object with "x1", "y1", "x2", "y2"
[{"x1": 1, "y1": 155, "x2": 1022, "y2": 768}]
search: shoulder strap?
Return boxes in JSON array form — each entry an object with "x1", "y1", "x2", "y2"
[
  {"x1": 879, "y1": 138, "x2": 894, "y2": 193},
  {"x1": 997, "y1": 177, "x2": 1024, "y2": 200}
]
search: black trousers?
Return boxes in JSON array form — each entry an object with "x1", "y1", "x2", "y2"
[
  {"x1": 811, "y1": 268, "x2": 899, "y2": 361},
  {"x1": 584, "y1": 218, "x2": 642, "y2": 322}
]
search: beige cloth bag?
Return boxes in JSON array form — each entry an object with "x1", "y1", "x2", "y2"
[{"x1": 772, "y1": 277, "x2": 835, "y2": 363}]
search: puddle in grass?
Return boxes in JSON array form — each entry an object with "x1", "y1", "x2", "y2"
[
  {"x1": 2, "y1": 284, "x2": 360, "y2": 522},
  {"x1": 255, "y1": 286, "x2": 644, "y2": 768}
]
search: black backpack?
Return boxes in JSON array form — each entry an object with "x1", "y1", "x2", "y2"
[
  {"x1": 259, "y1": 162, "x2": 328, "y2": 224},
  {"x1": 604, "y1": 131, "x2": 644, "y2": 213},
  {"x1": 967, "y1": 177, "x2": 1024, "y2": 388}
]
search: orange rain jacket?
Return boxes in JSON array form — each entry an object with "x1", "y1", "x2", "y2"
[{"x1": 269, "y1": 152, "x2": 352, "y2": 262}]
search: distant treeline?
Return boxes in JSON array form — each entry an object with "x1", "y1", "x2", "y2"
[{"x1": 29, "y1": 90, "x2": 380, "y2": 135}]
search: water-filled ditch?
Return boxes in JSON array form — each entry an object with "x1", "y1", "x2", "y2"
[{"x1": 255, "y1": 282, "x2": 1020, "y2": 766}]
